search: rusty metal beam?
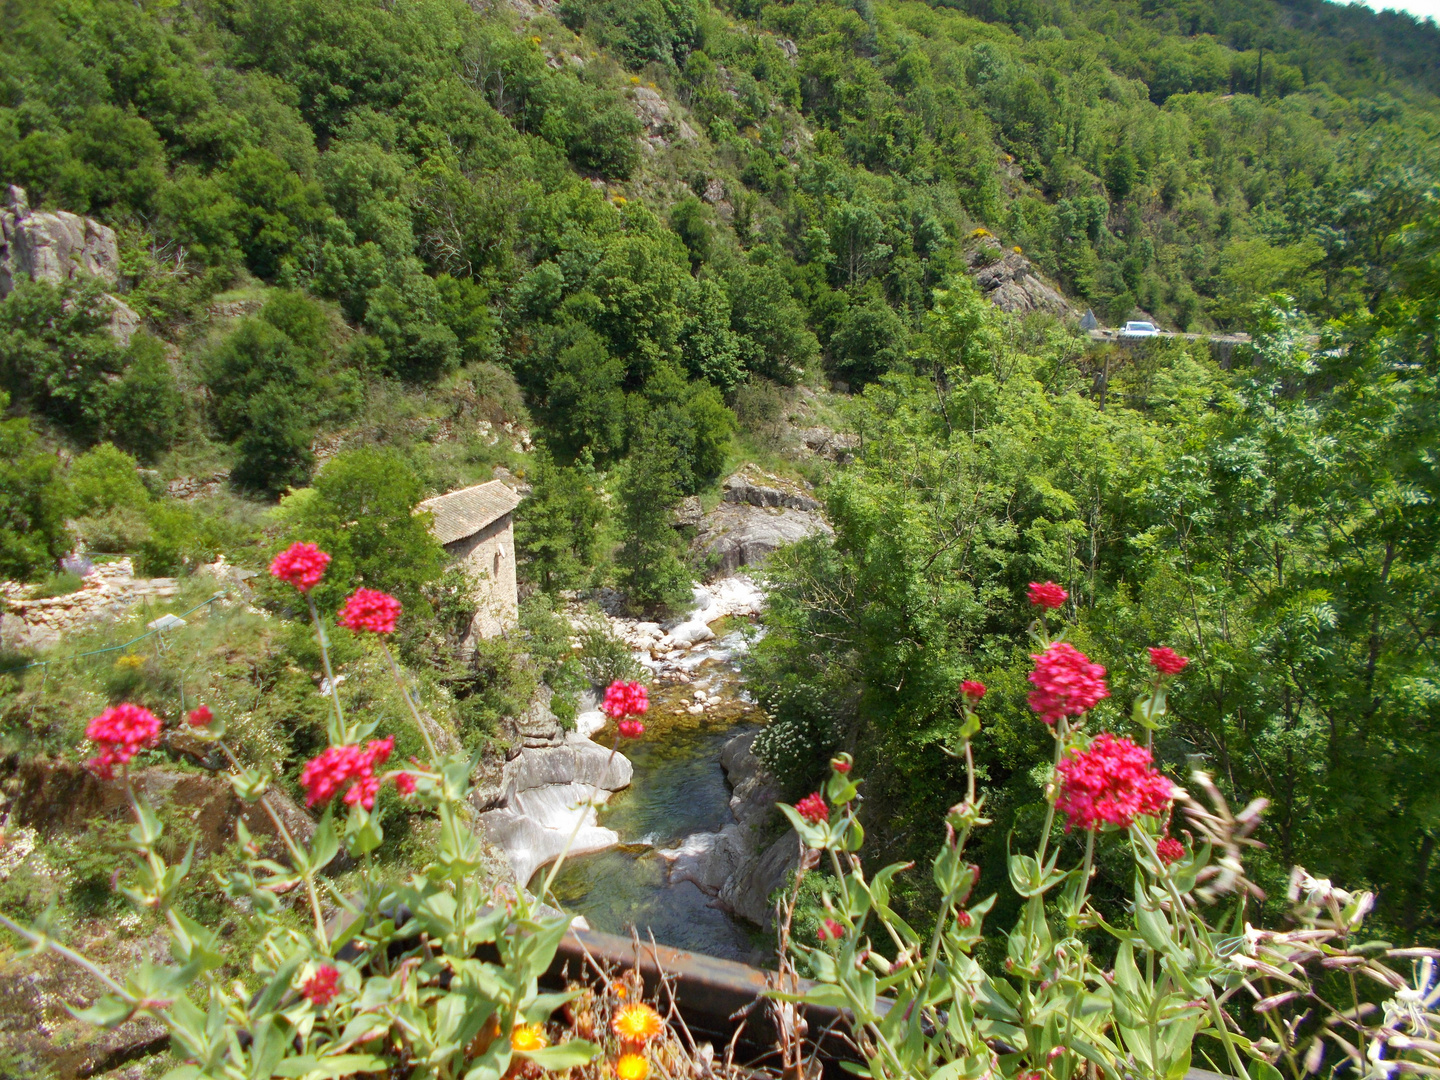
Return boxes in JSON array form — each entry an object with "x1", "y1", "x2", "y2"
[{"x1": 545, "y1": 924, "x2": 875, "y2": 1060}]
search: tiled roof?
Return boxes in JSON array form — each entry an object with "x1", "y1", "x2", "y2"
[{"x1": 417, "y1": 481, "x2": 523, "y2": 545}]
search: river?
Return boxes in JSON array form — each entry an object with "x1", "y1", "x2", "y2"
[{"x1": 531, "y1": 592, "x2": 773, "y2": 965}]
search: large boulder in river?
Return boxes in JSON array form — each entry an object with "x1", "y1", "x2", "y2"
[{"x1": 474, "y1": 732, "x2": 633, "y2": 885}]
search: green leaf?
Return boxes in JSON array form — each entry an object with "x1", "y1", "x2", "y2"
[
  {"x1": 70, "y1": 994, "x2": 135, "y2": 1028},
  {"x1": 272, "y1": 1054, "x2": 389, "y2": 1078},
  {"x1": 310, "y1": 809, "x2": 339, "y2": 874},
  {"x1": 518, "y1": 1040, "x2": 599, "y2": 1070}
]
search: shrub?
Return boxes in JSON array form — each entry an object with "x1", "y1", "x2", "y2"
[
  {"x1": 70, "y1": 443, "x2": 151, "y2": 516},
  {"x1": 752, "y1": 681, "x2": 840, "y2": 796},
  {"x1": 0, "y1": 393, "x2": 72, "y2": 580},
  {"x1": 276, "y1": 447, "x2": 446, "y2": 613},
  {"x1": 576, "y1": 609, "x2": 643, "y2": 686},
  {"x1": 0, "y1": 277, "x2": 125, "y2": 437},
  {"x1": 104, "y1": 333, "x2": 183, "y2": 461}
]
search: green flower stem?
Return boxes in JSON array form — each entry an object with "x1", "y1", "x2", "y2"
[
  {"x1": 1036, "y1": 716, "x2": 1069, "y2": 865},
  {"x1": 379, "y1": 641, "x2": 438, "y2": 760},
  {"x1": 0, "y1": 909, "x2": 144, "y2": 1008},
  {"x1": 216, "y1": 740, "x2": 330, "y2": 953},
  {"x1": 1134, "y1": 828, "x2": 1250, "y2": 1080},
  {"x1": 306, "y1": 593, "x2": 348, "y2": 741}
]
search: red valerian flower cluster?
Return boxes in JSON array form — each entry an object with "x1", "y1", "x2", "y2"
[
  {"x1": 338, "y1": 588, "x2": 402, "y2": 634},
  {"x1": 299, "y1": 737, "x2": 395, "y2": 809},
  {"x1": 1027, "y1": 642, "x2": 1109, "y2": 724},
  {"x1": 960, "y1": 680, "x2": 987, "y2": 701},
  {"x1": 1054, "y1": 733, "x2": 1175, "y2": 832},
  {"x1": 394, "y1": 772, "x2": 417, "y2": 795},
  {"x1": 818, "y1": 918, "x2": 845, "y2": 941},
  {"x1": 796, "y1": 792, "x2": 829, "y2": 824},
  {"x1": 831, "y1": 758, "x2": 852, "y2": 774},
  {"x1": 300, "y1": 965, "x2": 341, "y2": 1006},
  {"x1": 602, "y1": 680, "x2": 649, "y2": 720},
  {"x1": 618, "y1": 719, "x2": 645, "y2": 739},
  {"x1": 270, "y1": 542, "x2": 331, "y2": 592},
  {"x1": 187, "y1": 704, "x2": 213, "y2": 728},
  {"x1": 86, "y1": 703, "x2": 163, "y2": 779},
  {"x1": 1156, "y1": 836, "x2": 1186, "y2": 865},
  {"x1": 1148, "y1": 647, "x2": 1190, "y2": 676},
  {"x1": 1027, "y1": 581, "x2": 1068, "y2": 609}
]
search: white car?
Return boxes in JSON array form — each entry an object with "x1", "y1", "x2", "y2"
[{"x1": 1119, "y1": 320, "x2": 1160, "y2": 338}]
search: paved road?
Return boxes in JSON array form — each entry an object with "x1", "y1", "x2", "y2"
[{"x1": 1087, "y1": 328, "x2": 1251, "y2": 345}]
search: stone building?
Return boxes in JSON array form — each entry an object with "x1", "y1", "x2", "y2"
[{"x1": 418, "y1": 480, "x2": 523, "y2": 645}]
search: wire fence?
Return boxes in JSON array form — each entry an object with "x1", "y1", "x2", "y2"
[{"x1": 2, "y1": 592, "x2": 227, "y2": 673}]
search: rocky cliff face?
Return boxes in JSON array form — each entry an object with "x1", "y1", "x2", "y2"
[
  {"x1": 0, "y1": 184, "x2": 140, "y2": 343},
  {"x1": 694, "y1": 467, "x2": 833, "y2": 578},
  {"x1": 966, "y1": 236, "x2": 1074, "y2": 318}
]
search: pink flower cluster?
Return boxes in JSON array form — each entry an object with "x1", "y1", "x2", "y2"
[
  {"x1": 960, "y1": 680, "x2": 987, "y2": 702},
  {"x1": 299, "y1": 736, "x2": 395, "y2": 809},
  {"x1": 338, "y1": 588, "x2": 402, "y2": 635},
  {"x1": 187, "y1": 704, "x2": 213, "y2": 728},
  {"x1": 1148, "y1": 647, "x2": 1189, "y2": 675},
  {"x1": 270, "y1": 542, "x2": 331, "y2": 592},
  {"x1": 300, "y1": 965, "x2": 341, "y2": 1006},
  {"x1": 1156, "y1": 836, "x2": 1185, "y2": 865},
  {"x1": 85, "y1": 703, "x2": 163, "y2": 779},
  {"x1": 1027, "y1": 581, "x2": 1068, "y2": 609},
  {"x1": 602, "y1": 680, "x2": 649, "y2": 720},
  {"x1": 1054, "y1": 733, "x2": 1174, "y2": 832},
  {"x1": 1027, "y1": 642, "x2": 1109, "y2": 724},
  {"x1": 818, "y1": 918, "x2": 845, "y2": 941},
  {"x1": 796, "y1": 792, "x2": 829, "y2": 824}
]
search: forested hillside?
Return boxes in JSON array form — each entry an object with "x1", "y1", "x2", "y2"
[{"x1": 0, "y1": 0, "x2": 1438, "y2": 1027}]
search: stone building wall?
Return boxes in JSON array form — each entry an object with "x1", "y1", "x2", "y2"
[{"x1": 444, "y1": 513, "x2": 518, "y2": 643}]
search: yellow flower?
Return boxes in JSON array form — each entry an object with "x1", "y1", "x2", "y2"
[
  {"x1": 530, "y1": 35, "x2": 542, "y2": 44},
  {"x1": 115, "y1": 653, "x2": 145, "y2": 671},
  {"x1": 1013, "y1": 246, "x2": 1023, "y2": 253},
  {"x1": 629, "y1": 75, "x2": 641, "y2": 84},
  {"x1": 510, "y1": 1023, "x2": 548, "y2": 1053},
  {"x1": 613, "y1": 1003, "x2": 664, "y2": 1042},
  {"x1": 616, "y1": 1054, "x2": 649, "y2": 1080}
]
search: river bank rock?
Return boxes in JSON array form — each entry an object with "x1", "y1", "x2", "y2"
[
  {"x1": 659, "y1": 730, "x2": 798, "y2": 929},
  {"x1": 473, "y1": 712, "x2": 634, "y2": 885}
]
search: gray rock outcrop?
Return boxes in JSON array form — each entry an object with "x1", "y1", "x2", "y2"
[
  {"x1": 659, "y1": 730, "x2": 800, "y2": 929},
  {"x1": 795, "y1": 426, "x2": 860, "y2": 464},
  {"x1": 722, "y1": 466, "x2": 822, "y2": 512},
  {"x1": 0, "y1": 185, "x2": 140, "y2": 343},
  {"x1": 966, "y1": 237, "x2": 1073, "y2": 318},
  {"x1": 693, "y1": 467, "x2": 832, "y2": 577}
]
